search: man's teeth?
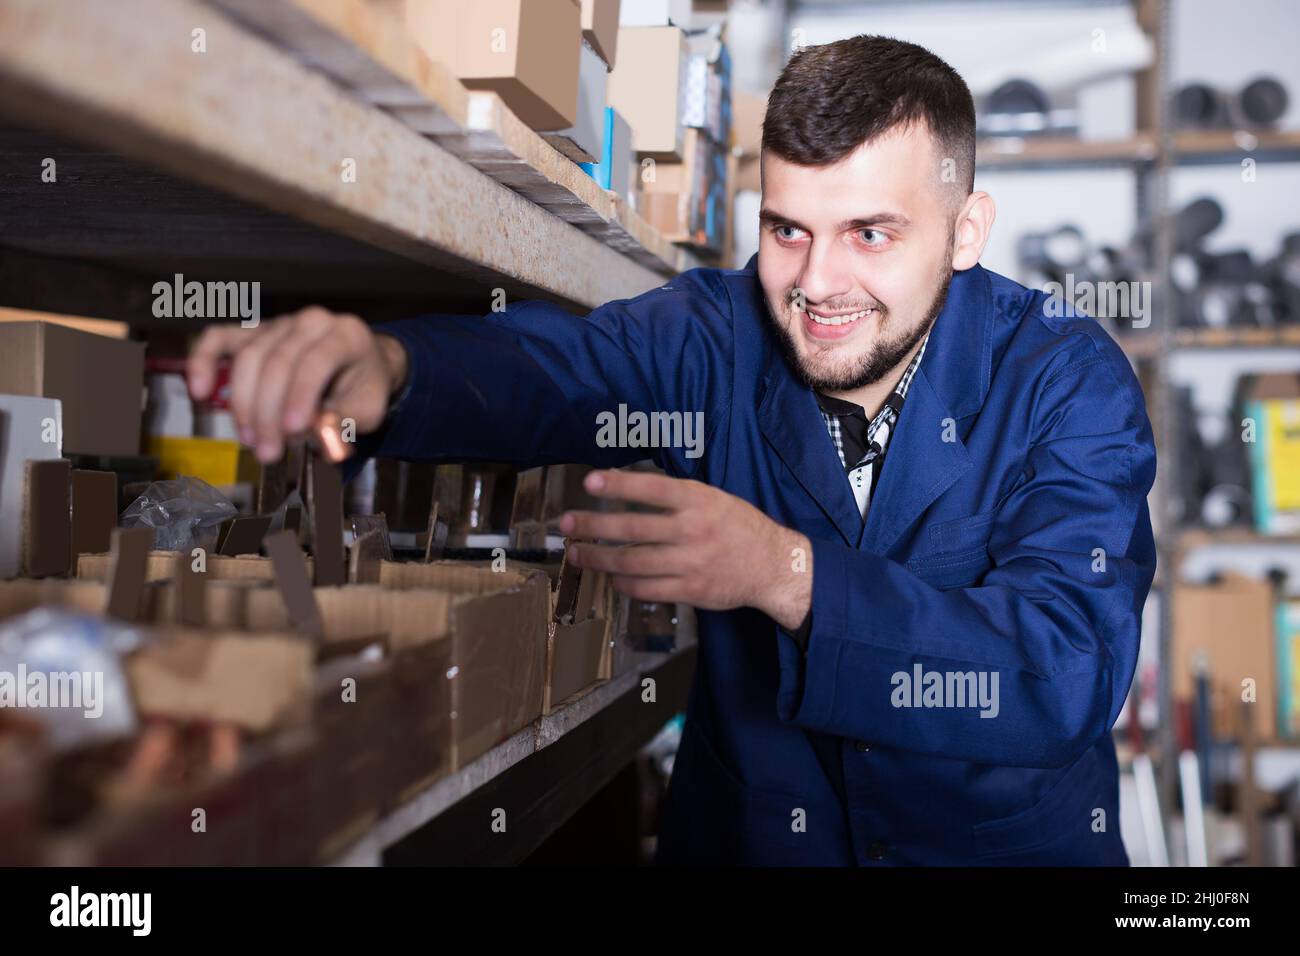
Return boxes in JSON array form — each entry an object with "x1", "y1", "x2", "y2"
[{"x1": 808, "y1": 308, "x2": 874, "y2": 326}]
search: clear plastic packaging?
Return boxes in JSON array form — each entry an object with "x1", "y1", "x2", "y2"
[
  {"x1": 120, "y1": 477, "x2": 238, "y2": 551},
  {"x1": 0, "y1": 608, "x2": 144, "y2": 751}
]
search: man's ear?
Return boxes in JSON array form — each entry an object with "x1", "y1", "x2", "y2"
[{"x1": 951, "y1": 191, "x2": 996, "y2": 270}]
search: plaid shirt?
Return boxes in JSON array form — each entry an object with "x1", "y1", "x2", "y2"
[{"x1": 818, "y1": 334, "x2": 929, "y2": 521}]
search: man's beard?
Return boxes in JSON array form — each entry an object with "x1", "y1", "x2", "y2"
[{"x1": 764, "y1": 263, "x2": 954, "y2": 392}]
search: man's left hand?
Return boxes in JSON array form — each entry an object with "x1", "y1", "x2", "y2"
[{"x1": 559, "y1": 469, "x2": 813, "y2": 631}]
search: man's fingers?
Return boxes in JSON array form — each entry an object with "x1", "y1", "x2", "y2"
[
  {"x1": 227, "y1": 319, "x2": 297, "y2": 446},
  {"x1": 608, "y1": 574, "x2": 687, "y2": 604},
  {"x1": 558, "y1": 509, "x2": 679, "y2": 544},
  {"x1": 568, "y1": 541, "x2": 685, "y2": 576},
  {"x1": 251, "y1": 319, "x2": 340, "y2": 461},
  {"x1": 187, "y1": 324, "x2": 256, "y2": 400},
  {"x1": 582, "y1": 469, "x2": 696, "y2": 510},
  {"x1": 281, "y1": 315, "x2": 374, "y2": 433}
]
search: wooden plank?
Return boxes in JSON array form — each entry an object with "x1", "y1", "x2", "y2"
[
  {"x1": 0, "y1": 0, "x2": 664, "y2": 310},
  {"x1": 976, "y1": 133, "x2": 1160, "y2": 169},
  {"x1": 1174, "y1": 128, "x2": 1300, "y2": 159},
  {"x1": 206, "y1": 0, "x2": 702, "y2": 276}
]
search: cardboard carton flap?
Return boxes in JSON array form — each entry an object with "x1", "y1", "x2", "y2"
[{"x1": 126, "y1": 631, "x2": 313, "y2": 733}]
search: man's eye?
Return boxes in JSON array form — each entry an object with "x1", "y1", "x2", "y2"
[
  {"x1": 775, "y1": 225, "x2": 805, "y2": 241},
  {"x1": 859, "y1": 228, "x2": 888, "y2": 246}
]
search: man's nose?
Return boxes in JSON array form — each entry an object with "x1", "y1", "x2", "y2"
[{"x1": 795, "y1": 238, "x2": 853, "y2": 306}]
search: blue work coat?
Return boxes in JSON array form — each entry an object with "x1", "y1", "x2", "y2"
[{"x1": 367, "y1": 256, "x2": 1156, "y2": 866}]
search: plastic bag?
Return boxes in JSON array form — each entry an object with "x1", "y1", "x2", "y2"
[
  {"x1": 0, "y1": 608, "x2": 144, "y2": 751},
  {"x1": 121, "y1": 477, "x2": 238, "y2": 551}
]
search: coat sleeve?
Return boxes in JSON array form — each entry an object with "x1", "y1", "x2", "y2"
[
  {"x1": 353, "y1": 269, "x2": 734, "y2": 478},
  {"x1": 775, "y1": 350, "x2": 1157, "y2": 769}
]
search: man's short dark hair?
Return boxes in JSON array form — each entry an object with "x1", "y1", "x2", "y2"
[{"x1": 762, "y1": 35, "x2": 976, "y2": 200}]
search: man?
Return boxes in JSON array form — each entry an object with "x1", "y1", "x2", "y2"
[{"x1": 189, "y1": 36, "x2": 1155, "y2": 866}]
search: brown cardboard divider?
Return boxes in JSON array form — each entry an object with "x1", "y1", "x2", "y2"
[
  {"x1": 545, "y1": 617, "x2": 609, "y2": 713},
  {"x1": 77, "y1": 550, "x2": 315, "y2": 583},
  {"x1": 125, "y1": 630, "x2": 314, "y2": 733},
  {"x1": 506, "y1": 555, "x2": 616, "y2": 712},
  {"x1": 23, "y1": 458, "x2": 71, "y2": 577}
]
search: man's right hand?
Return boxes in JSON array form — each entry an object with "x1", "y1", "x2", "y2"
[{"x1": 187, "y1": 307, "x2": 409, "y2": 464}]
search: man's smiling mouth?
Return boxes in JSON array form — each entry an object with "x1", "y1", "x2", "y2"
[{"x1": 806, "y1": 307, "x2": 877, "y2": 327}]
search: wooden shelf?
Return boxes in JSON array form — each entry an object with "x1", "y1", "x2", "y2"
[
  {"x1": 0, "y1": 0, "x2": 695, "y2": 322},
  {"x1": 1173, "y1": 128, "x2": 1300, "y2": 163},
  {"x1": 976, "y1": 133, "x2": 1159, "y2": 169},
  {"x1": 1115, "y1": 331, "x2": 1164, "y2": 359},
  {"x1": 206, "y1": 0, "x2": 702, "y2": 276},
  {"x1": 1113, "y1": 326, "x2": 1300, "y2": 358},
  {"x1": 1174, "y1": 326, "x2": 1300, "y2": 349},
  {"x1": 1175, "y1": 527, "x2": 1300, "y2": 550},
  {"x1": 975, "y1": 128, "x2": 1300, "y2": 171}
]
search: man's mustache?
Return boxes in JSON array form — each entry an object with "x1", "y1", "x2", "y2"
[{"x1": 784, "y1": 291, "x2": 885, "y2": 315}]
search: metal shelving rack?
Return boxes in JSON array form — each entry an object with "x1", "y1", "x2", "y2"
[{"x1": 782, "y1": 0, "x2": 1300, "y2": 840}]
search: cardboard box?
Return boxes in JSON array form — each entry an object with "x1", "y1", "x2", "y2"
[
  {"x1": 404, "y1": 0, "x2": 582, "y2": 130},
  {"x1": 544, "y1": 40, "x2": 609, "y2": 163},
  {"x1": 51, "y1": 731, "x2": 316, "y2": 866},
  {"x1": 0, "y1": 577, "x2": 312, "y2": 733},
  {"x1": 733, "y1": 89, "x2": 766, "y2": 157},
  {"x1": 637, "y1": 127, "x2": 726, "y2": 248},
  {"x1": 1172, "y1": 574, "x2": 1279, "y2": 739},
  {"x1": 581, "y1": 0, "x2": 620, "y2": 68},
  {"x1": 1245, "y1": 373, "x2": 1300, "y2": 534},
  {"x1": 374, "y1": 561, "x2": 550, "y2": 769},
  {"x1": 619, "y1": 0, "x2": 691, "y2": 26},
  {"x1": 607, "y1": 26, "x2": 688, "y2": 160},
  {"x1": 77, "y1": 550, "x2": 315, "y2": 583},
  {"x1": 125, "y1": 631, "x2": 314, "y2": 733},
  {"x1": 681, "y1": 36, "x2": 730, "y2": 146},
  {"x1": 514, "y1": 552, "x2": 616, "y2": 712},
  {"x1": 310, "y1": 653, "x2": 394, "y2": 856},
  {"x1": 580, "y1": 107, "x2": 634, "y2": 200},
  {"x1": 736, "y1": 153, "x2": 760, "y2": 193},
  {"x1": 0, "y1": 322, "x2": 144, "y2": 457}
]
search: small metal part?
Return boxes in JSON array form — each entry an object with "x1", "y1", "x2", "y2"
[{"x1": 312, "y1": 410, "x2": 352, "y2": 464}]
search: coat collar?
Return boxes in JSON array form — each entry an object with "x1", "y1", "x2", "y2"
[{"x1": 755, "y1": 263, "x2": 995, "y2": 553}]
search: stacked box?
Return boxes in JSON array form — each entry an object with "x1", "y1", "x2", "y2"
[
  {"x1": 1246, "y1": 374, "x2": 1300, "y2": 534},
  {"x1": 402, "y1": 0, "x2": 582, "y2": 131}
]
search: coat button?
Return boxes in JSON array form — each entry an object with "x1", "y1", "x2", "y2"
[
  {"x1": 867, "y1": 842, "x2": 888, "y2": 860},
  {"x1": 854, "y1": 740, "x2": 871, "y2": 753}
]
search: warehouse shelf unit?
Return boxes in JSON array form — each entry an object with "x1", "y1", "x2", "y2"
[
  {"x1": 785, "y1": 0, "x2": 1294, "y2": 842},
  {"x1": 0, "y1": 0, "x2": 716, "y2": 863},
  {"x1": 0, "y1": 0, "x2": 705, "y2": 326},
  {"x1": 964, "y1": 0, "x2": 1300, "y2": 831}
]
